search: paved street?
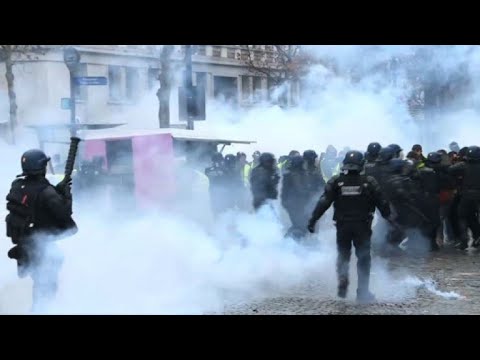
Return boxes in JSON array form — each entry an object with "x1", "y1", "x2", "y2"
[{"x1": 222, "y1": 247, "x2": 480, "y2": 315}]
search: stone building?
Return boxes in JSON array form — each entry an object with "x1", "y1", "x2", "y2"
[{"x1": 0, "y1": 45, "x2": 300, "y2": 129}]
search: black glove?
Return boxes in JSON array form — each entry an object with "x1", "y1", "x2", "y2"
[
  {"x1": 56, "y1": 177, "x2": 73, "y2": 199},
  {"x1": 307, "y1": 221, "x2": 316, "y2": 234}
]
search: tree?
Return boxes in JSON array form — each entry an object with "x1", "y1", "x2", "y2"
[
  {"x1": 0, "y1": 45, "x2": 49, "y2": 144},
  {"x1": 239, "y1": 45, "x2": 316, "y2": 105},
  {"x1": 241, "y1": 45, "x2": 311, "y2": 85},
  {"x1": 156, "y1": 45, "x2": 175, "y2": 128}
]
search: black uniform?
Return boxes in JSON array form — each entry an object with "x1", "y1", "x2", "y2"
[
  {"x1": 415, "y1": 164, "x2": 442, "y2": 251},
  {"x1": 281, "y1": 156, "x2": 310, "y2": 237},
  {"x1": 250, "y1": 153, "x2": 280, "y2": 211},
  {"x1": 308, "y1": 151, "x2": 390, "y2": 302},
  {"x1": 448, "y1": 149, "x2": 480, "y2": 249},
  {"x1": 223, "y1": 154, "x2": 244, "y2": 210},
  {"x1": 6, "y1": 174, "x2": 77, "y2": 312},
  {"x1": 205, "y1": 163, "x2": 228, "y2": 216}
]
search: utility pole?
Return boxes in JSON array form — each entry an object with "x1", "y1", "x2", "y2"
[
  {"x1": 185, "y1": 45, "x2": 194, "y2": 130},
  {"x1": 63, "y1": 46, "x2": 81, "y2": 137}
]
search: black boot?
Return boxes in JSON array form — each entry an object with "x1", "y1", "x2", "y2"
[
  {"x1": 472, "y1": 238, "x2": 480, "y2": 248},
  {"x1": 454, "y1": 241, "x2": 468, "y2": 250},
  {"x1": 337, "y1": 278, "x2": 349, "y2": 299}
]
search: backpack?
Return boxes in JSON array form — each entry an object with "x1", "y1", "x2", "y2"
[{"x1": 5, "y1": 178, "x2": 49, "y2": 245}]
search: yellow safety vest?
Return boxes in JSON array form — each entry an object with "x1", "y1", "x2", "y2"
[
  {"x1": 416, "y1": 161, "x2": 426, "y2": 169},
  {"x1": 242, "y1": 164, "x2": 251, "y2": 186}
]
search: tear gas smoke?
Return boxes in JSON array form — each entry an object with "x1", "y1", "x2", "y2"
[{"x1": 1, "y1": 45, "x2": 477, "y2": 314}]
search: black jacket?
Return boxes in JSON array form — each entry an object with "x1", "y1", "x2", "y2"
[
  {"x1": 250, "y1": 165, "x2": 280, "y2": 202},
  {"x1": 309, "y1": 172, "x2": 390, "y2": 224},
  {"x1": 6, "y1": 176, "x2": 77, "y2": 243},
  {"x1": 449, "y1": 161, "x2": 480, "y2": 198},
  {"x1": 281, "y1": 168, "x2": 309, "y2": 209}
]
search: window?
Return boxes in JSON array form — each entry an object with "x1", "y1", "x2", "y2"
[
  {"x1": 227, "y1": 47, "x2": 236, "y2": 59},
  {"x1": 126, "y1": 67, "x2": 139, "y2": 102},
  {"x1": 196, "y1": 45, "x2": 206, "y2": 56},
  {"x1": 74, "y1": 64, "x2": 87, "y2": 102},
  {"x1": 253, "y1": 77, "x2": 262, "y2": 103},
  {"x1": 212, "y1": 46, "x2": 221, "y2": 57},
  {"x1": 241, "y1": 76, "x2": 250, "y2": 101},
  {"x1": 108, "y1": 65, "x2": 123, "y2": 101},
  {"x1": 148, "y1": 68, "x2": 159, "y2": 90}
]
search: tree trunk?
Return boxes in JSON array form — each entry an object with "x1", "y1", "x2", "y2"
[
  {"x1": 5, "y1": 47, "x2": 17, "y2": 144},
  {"x1": 158, "y1": 45, "x2": 174, "y2": 129}
]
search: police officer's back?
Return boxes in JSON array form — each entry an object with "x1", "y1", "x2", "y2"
[
  {"x1": 5, "y1": 149, "x2": 77, "y2": 311},
  {"x1": 281, "y1": 155, "x2": 309, "y2": 234},
  {"x1": 250, "y1": 152, "x2": 280, "y2": 210},
  {"x1": 303, "y1": 150, "x2": 326, "y2": 196},
  {"x1": 308, "y1": 151, "x2": 390, "y2": 303},
  {"x1": 448, "y1": 145, "x2": 480, "y2": 249}
]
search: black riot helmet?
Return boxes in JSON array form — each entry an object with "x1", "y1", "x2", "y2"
[
  {"x1": 426, "y1": 152, "x2": 442, "y2": 165},
  {"x1": 388, "y1": 144, "x2": 403, "y2": 159},
  {"x1": 366, "y1": 142, "x2": 382, "y2": 157},
  {"x1": 303, "y1": 150, "x2": 318, "y2": 164},
  {"x1": 211, "y1": 152, "x2": 224, "y2": 165},
  {"x1": 20, "y1": 149, "x2": 51, "y2": 176},
  {"x1": 342, "y1": 150, "x2": 365, "y2": 171},
  {"x1": 377, "y1": 146, "x2": 395, "y2": 162},
  {"x1": 224, "y1": 154, "x2": 237, "y2": 168},
  {"x1": 466, "y1": 146, "x2": 480, "y2": 162},
  {"x1": 259, "y1": 152, "x2": 276, "y2": 168},
  {"x1": 288, "y1": 150, "x2": 300, "y2": 157},
  {"x1": 458, "y1": 147, "x2": 469, "y2": 160},
  {"x1": 290, "y1": 155, "x2": 305, "y2": 170}
]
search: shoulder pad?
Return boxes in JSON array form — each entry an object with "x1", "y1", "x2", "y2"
[{"x1": 327, "y1": 174, "x2": 340, "y2": 184}]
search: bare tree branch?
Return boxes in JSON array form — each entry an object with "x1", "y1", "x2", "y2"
[{"x1": 0, "y1": 45, "x2": 51, "y2": 144}]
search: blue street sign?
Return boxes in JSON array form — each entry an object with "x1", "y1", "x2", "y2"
[
  {"x1": 74, "y1": 76, "x2": 108, "y2": 86},
  {"x1": 61, "y1": 98, "x2": 72, "y2": 110}
]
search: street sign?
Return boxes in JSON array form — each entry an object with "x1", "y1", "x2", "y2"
[
  {"x1": 74, "y1": 76, "x2": 108, "y2": 86},
  {"x1": 61, "y1": 98, "x2": 72, "y2": 110}
]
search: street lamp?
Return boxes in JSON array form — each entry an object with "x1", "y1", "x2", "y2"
[{"x1": 63, "y1": 46, "x2": 81, "y2": 136}]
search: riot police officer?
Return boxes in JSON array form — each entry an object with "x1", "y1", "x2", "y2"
[
  {"x1": 320, "y1": 145, "x2": 340, "y2": 182},
  {"x1": 223, "y1": 154, "x2": 244, "y2": 210},
  {"x1": 250, "y1": 152, "x2": 280, "y2": 211},
  {"x1": 303, "y1": 150, "x2": 326, "y2": 196},
  {"x1": 6, "y1": 149, "x2": 77, "y2": 312},
  {"x1": 415, "y1": 152, "x2": 443, "y2": 251},
  {"x1": 363, "y1": 142, "x2": 382, "y2": 176},
  {"x1": 205, "y1": 152, "x2": 228, "y2": 216},
  {"x1": 308, "y1": 151, "x2": 391, "y2": 303},
  {"x1": 281, "y1": 155, "x2": 310, "y2": 239},
  {"x1": 448, "y1": 146, "x2": 480, "y2": 249},
  {"x1": 279, "y1": 150, "x2": 301, "y2": 174}
]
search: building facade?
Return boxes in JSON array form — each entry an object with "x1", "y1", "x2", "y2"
[{"x1": 0, "y1": 45, "x2": 300, "y2": 129}]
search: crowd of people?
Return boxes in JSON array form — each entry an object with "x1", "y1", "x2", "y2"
[
  {"x1": 206, "y1": 141, "x2": 480, "y2": 252},
  {"x1": 204, "y1": 141, "x2": 480, "y2": 301}
]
